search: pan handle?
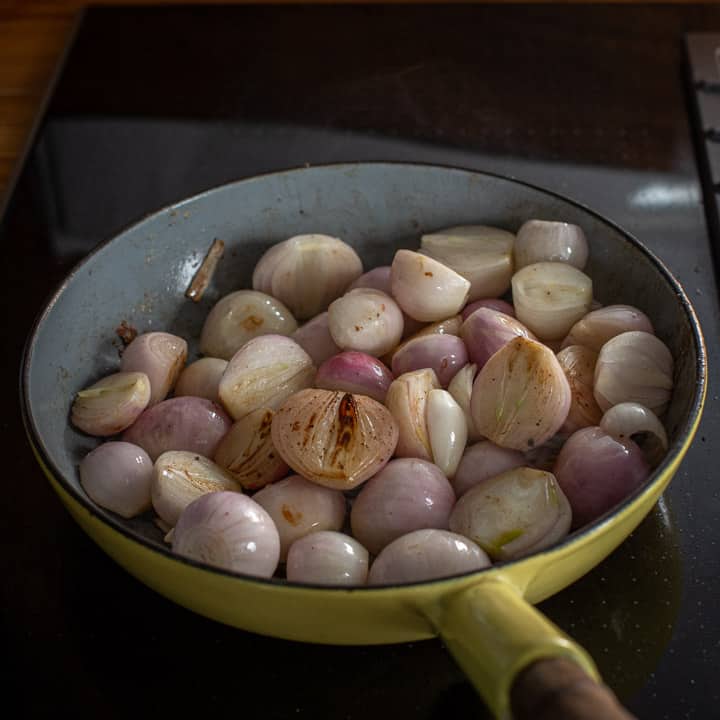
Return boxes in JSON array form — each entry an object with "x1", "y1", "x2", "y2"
[{"x1": 432, "y1": 579, "x2": 636, "y2": 719}]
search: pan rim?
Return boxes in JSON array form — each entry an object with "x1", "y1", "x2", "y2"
[{"x1": 19, "y1": 160, "x2": 708, "y2": 594}]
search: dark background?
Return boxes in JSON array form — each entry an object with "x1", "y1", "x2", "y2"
[{"x1": 2, "y1": 5, "x2": 720, "y2": 718}]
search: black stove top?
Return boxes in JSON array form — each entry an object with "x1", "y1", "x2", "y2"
[{"x1": 3, "y1": 5, "x2": 720, "y2": 718}]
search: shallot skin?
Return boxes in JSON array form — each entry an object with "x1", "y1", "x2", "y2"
[
  {"x1": 553, "y1": 426, "x2": 650, "y2": 529},
  {"x1": 122, "y1": 396, "x2": 232, "y2": 461},
  {"x1": 368, "y1": 529, "x2": 490, "y2": 585},
  {"x1": 350, "y1": 458, "x2": 456, "y2": 556}
]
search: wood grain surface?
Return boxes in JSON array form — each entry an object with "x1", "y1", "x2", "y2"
[{"x1": 0, "y1": 0, "x2": 707, "y2": 202}]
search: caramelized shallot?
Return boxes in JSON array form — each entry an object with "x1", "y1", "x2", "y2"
[{"x1": 271, "y1": 389, "x2": 398, "y2": 490}]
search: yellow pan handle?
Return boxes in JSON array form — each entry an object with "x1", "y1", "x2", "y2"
[{"x1": 432, "y1": 578, "x2": 601, "y2": 719}]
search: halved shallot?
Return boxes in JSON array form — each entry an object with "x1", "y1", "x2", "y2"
[
  {"x1": 512, "y1": 262, "x2": 593, "y2": 341},
  {"x1": 213, "y1": 408, "x2": 289, "y2": 490},
  {"x1": 471, "y1": 337, "x2": 571, "y2": 451},
  {"x1": 271, "y1": 389, "x2": 398, "y2": 490},
  {"x1": 120, "y1": 332, "x2": 187, "y2": 405},
  {"x1": 449, "y1": 466, "x2": 571, "y2": 560},
  {"x1": 218, "y1": 334, "x2": 315, "y2": 420},
  {"x1": 420, "y1": 225, "x2": 515, "y2": 300},
  {"x1": 391, "y1": 250, "x2": 470, "y2": 322},
  {"x1": 384, "y1": 368, "x2": 440, "y2": 461},
  {"x1": 199, "y1": 290, "x2": 298, "y2": 360}
]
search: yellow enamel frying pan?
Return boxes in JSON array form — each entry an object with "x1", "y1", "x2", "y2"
[{"x1": 22, "y1": 163, "x2": 706, "y2": 719}]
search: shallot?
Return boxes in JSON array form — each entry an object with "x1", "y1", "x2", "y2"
[
  {"x1": 460, "y1": 307, "x2": 534, "y2": 369},
  {"x1": 252, "y1": 234, "x2": 363, "y2": 319},
  {"x1": 286, "y1": 531, "x2": 369, "y2": 586},
  {"x1": 449, "y1": 466, "x2": 571, "y2": 560},
  {"x1": 452, "y1": 441, "x2": 526, "y2": 498},
  {"x1": 218, "y1": 334, "x2": 315, "y2": 420},
  {"x1": 200, "y1": 290, "x2": 298, "y2": 360},
  {"x1": 368, "y1": 529, "x2": 490, "y2": 584},
  {"x1": 151, "y1": 450, "x2": 241, "y2": 526},
  {"x1": 79, "y1": 441, "x2": 153, "y2": 518},
  {"x1": 271, "y1": 389, "x2": 398, "y2": 490},
  {"x1": 328, "y1": 288, "x2": 404, "y2": 357},
  {"x1": 514, "y1": 220, "x2": 588, "y2": 270},
  {"x1": 593, "y1": 331, "x2": 674, "y2": 415},
  {"x1": 391, "y1": 249, "x2": 470, "y2": 321},
  {"x1": 420, "y1": 225, "x2": 515, "y2": 300},
  {"x1": 351, "y1": 458, "x2": 456, "y2": 555},
  {"x1": 213, "y1": 408, "x2": 288, "y2": 490},
  {"x1": 384, "y1": 368, "x2": 439, "y2": 461},
  {"x1": 562, "y1": 304, "x2": 654, "y2": 352},
  {"x1": 470, "y1": 337, "x2": 571, "y2": 451},
  {"x1": 553, "y1": 426, "x2": 650, "y2": 528},
  {"x1": 174, "y1": 357, "x2": 227, "y2": 403},
  {"x1": 120, "y1": 332, "x2": 187, "y2": 405},
  {"x1": 600, "y1": 402, "x2": 668, "y2": 467},
  {"x1": 72, "y1": 372, "x2": 151, "y2": 437},
  {"x1": 512, "y1": 262, "x2": 593, "y2": 340},
  {"x1": 122, "y1": 396, "x2": 231, "y2": 461},
  {"x1": 315, "y1": 351, "x2": 393, "y2": 403},
  {"x1": 391, "y1": 333, "x2": 468, "y2": 387},
  {"x1": 253, "y1": 475, "x2": 346, "y2": 560},
  {"x1": 173, "y1": 491, "x2": 280, "y2": 577}
]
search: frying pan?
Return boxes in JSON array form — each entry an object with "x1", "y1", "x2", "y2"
[{"x1": 21, "y1": 163, "x2": 706, "y2": 719}]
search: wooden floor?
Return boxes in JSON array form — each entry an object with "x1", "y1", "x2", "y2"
[{"x1": 0, "y1": 0, "x2": 702, "y2": 203}]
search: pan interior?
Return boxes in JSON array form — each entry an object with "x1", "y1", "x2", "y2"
[{"x1": 24, "y1": 163, "x2": 700, "y2": 551}]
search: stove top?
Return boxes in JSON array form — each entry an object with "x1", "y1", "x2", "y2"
[{"x1": 3, "y1": 5, "x2": 720, "y2": 718}]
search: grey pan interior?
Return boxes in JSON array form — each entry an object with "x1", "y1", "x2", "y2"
[{"x1": 23, "y1": 162, "x2": 704, "y2": 551}]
